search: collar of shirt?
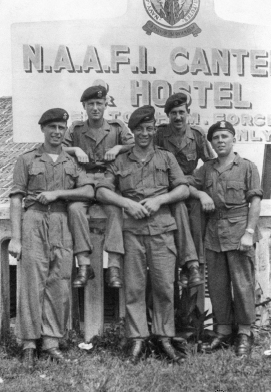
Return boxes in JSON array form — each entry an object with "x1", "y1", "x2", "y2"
[
  {"x1": 35, "y1": 144, "x2": 70, "y2": 164},
  {"x1": 126, "y1": 146, "x2": 157, "y2": 164},
  {"x1": 163, "y1": 123, "x2": 194, "y2": 150},
  {"x1": 212, "y1": 152, "x2": 241, "y2": 172},
  {"x1": 81, "y1": 119, "x2": 110, "y2": 146}
]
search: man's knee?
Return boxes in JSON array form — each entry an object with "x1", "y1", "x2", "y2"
[{"x1": 68, "y1": 201, "x2": 89, "y2": 217}]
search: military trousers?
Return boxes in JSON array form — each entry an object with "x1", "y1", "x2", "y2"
[
  {"x1": 171, "y1": 199, "x2": 205, "y2": 267},
  {"x1": 206, "y1": 248, "x2": 255, "y2": 326},
  {"x1": 123, "y1": 231, "x2": 176, "y2": 338},
  {"x1": 16, "y1": 208, "x2": 73, "y2": 341},
  {"x1": 68, "y1": 201, "x2": 124, "y2": 268}
]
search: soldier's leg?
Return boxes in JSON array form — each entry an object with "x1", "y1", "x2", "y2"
[
  {"x1": 41, "y1": 212, "x2": 75, "y2": 362},
  {"x1": 147, "y1": 232, "x2": 184, "y2": 362},
  {"x1": 171, "y1": 201, "x2": 203, "y2": 289},
  {"x1": 68, "y1": 201, "x2": 95, "y2": 287},
  {"x1": 206, "y1": 249, "x2": 233, "y2": 335},
  {"x1": 16, "y1": 210, "x2": 50, "y2": 342},
  {"x1": 227, "y1": 249, "x2": 255, "y2": 330},
  {"x1": 187, "y1": 198, "x2": 206, "y2": 265},
  {"x1": 227, "y1": 249, "x2": 255, "y2": 356},
  {"x1": 123, "y1": 232, "x2": 149, "y2": 338},
  {"x1": 147, "y1": 232, "x2": 176, "y2": 337},
  {"x1": 103, "y1": 204, "x2": 124, "y2": 288}
]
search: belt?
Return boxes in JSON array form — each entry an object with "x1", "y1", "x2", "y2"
[
  {"x1": 27, "y1": 201, "x2": 67, "y2": 213},
  {"x1": 87, "y1": 167, "x2": 107, "y2": 174},
  {"x1": 210, "y1": 206, "x2": 249, "y2": 220}
]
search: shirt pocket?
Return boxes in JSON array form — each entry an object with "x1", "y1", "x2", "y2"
[
  {"x1": 28, "y1": 163, "x2": 46, "y2": 192},
  {"x1": 118, "y1": 168, "x2": 135, "y2": 191},
  {"x1": 64, "y1": 166, "x2": 79, "y2": 189},
  {"x1": 225, "y1": 181, "x2": 246, "y2": 205},
  {"x1": 154, "y1": 162, "x2": 169, "y2": 187}
]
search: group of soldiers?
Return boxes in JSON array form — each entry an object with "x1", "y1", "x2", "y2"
[{"x1": 8, "y1": 85, "x2": 262, "y2": 369}]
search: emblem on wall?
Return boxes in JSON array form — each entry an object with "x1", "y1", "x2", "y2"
[{"x1": 142, "y1": 0, "x2": 201, "y2": 38}]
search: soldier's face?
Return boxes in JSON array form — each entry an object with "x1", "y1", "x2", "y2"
[
  {"x1": 132, "y1": 120, "x2": 156, "y2": 148},
  {"x1": 211, "y1": 130, "x2": 236, "y2": 157},
  {"x1": 168, "y1": 104, "x2": 188, "y2": 131},
  {"x1": 83, "y1": 98, "x2": 107, "y2": 122},
  {"x1": 41, "y1": 121, "x2": 67, "y2": 147}
]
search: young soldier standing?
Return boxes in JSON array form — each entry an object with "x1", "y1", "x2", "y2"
[
  {"x1": 189, "y1": 120, "x2": 262, "y2": 356},
  {"x1": 96, "y1": 105, "x2": 189, "y2": 363},
  {"x1": 63, "y1": 85, "x2": 134, "y2": 288},
  {"x1": 9, "y1": 109, "x2": 94, "y2": 368}
]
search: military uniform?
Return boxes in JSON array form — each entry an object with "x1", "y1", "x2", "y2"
[
  {"x1": 190, "y1": 153, "x2": 263, "y2": 327},
  {"x1": 97, "y1": 146, "x2": 189, "y2": 338},
  {"x1": 63, "y1": 118, "x2": 134, "y2": 265},
  {"x1": 156, "y1": 122, "x2": 215, "y2": 265},
  {"x1": 10, "y1": 145, "x2": 91, "y2": 346}
]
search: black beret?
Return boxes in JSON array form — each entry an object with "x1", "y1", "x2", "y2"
[
  {"x1": 128, "y1": 105, "x2": 155, "y2": 130},
  {"x1": 38, "y1": 108, "x2": 69, "y2": 126},
  {"x1": 207, "y1": 121, "x2": 235, "y2": 142},
  {"x1": 80, "y1": 85, "x2": 107, "y2": 102},
  {"x1": 164, "y1": 93, "x2": 188, "y2": 115}
]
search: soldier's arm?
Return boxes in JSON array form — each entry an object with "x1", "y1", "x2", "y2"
[
  {"x1": 96, "y1": 172, "x2": 149, "y2": 219},
  {"x1": 63, "y1": 146, "x2": 89, "y2": 164},
  {"x1": 36, "y1": 185, "x2": 94, "y2": 205},
  {"x1": 104, "y1": 144, "x2": 133, "y2": 161},
  {"x1": 9, "y1": 194, "x2": 23, "y2": 260},
  {"x1": 188, "y1": 165, "x2": 215, "y2": 211},
  {"x1": 62, "y1": 123, "x2": 89, "y2": 163},
  {"x1": 238, "y1": 196, "x2": 261, "y2": 251},
  {"x1": 189, "y1": 186, "x2": 215, "y2": 212},
  {"x1": 140, "y1": 184, "x2": 190, "y2": 215}
]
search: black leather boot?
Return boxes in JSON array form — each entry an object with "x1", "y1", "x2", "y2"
[{"x1": 73, "y1": 265, "x2": 95, "y2": 288}]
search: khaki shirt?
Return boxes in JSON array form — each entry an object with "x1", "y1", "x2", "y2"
[
  {"x1": 63, "y1": 118, "x2": 134, "y2": 172},
  {"x1": 155, "y1": 123, "x2": 215, "y2": 175},
  {"x1": 97, "y1": 147, "x2": 189, "y2": 235},
  {"x1": 10, "y1": 145, "x2": 91, "y2": 209},
  {"x1": 189, "y1": 153, "x2": 263, "y2": 252}
]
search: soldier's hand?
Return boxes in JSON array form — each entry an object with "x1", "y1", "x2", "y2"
[
  {"x1": 199, "y1": 193, "x2": 215, "y2": 212},
  {"x1": 36, "y1": 191, "x2": 59, "y2": 205},
  {"x1": 124, "y1": 199, "x2": 149, "y2": 219},
  {"x1": 238, "y1": 232, "x2": 253, "y2": 252},
  {"x1": 104, "y1": 146, "x2": 122, "y2": 161},
  {"x1": 8, "y1": 238, "x2": 22, "y2": 261},
  {"x1": 140, "y1": 198, "x2": 161, "y2": 215},
  {"x1": 75, "y1": 147, "x2": 89, "y2": 164}
]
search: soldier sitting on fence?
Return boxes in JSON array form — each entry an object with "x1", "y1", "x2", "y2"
[{"x1": 63, "y1": 85, "x2": 134, "y2": 289}]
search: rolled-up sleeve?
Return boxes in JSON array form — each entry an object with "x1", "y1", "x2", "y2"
[
  {"x1": 246, "y1": 162, "x2": 263, "y2": 202},
  {"x1": 167, "y1": 152, "x2": 189, "y2": 189},
  {"x1": 188, "y1": 166, "x2": 205, "y2": 190},
  {"x1": 119, "y1": 123, "x2": 134, "y2": 146},
  {"x1": 62, "y1": 126, "x2": 74, "y2": 147},
  {"x1": 75, "y1": 165, "x2": 94, "y2": 188},
  {"x1": 95, "y1": 163, "x2": 118, "y2": 192},
  {"x1": 199, "y1": 134, "x2": 215, "y2": 162},
  {"x1": 9, "y1": 156, "x2": 28, "y2": 197}
]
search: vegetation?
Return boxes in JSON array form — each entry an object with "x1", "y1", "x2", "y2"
[{"x1": 0, "y1": 324, "x2": 271, "y2": 392}]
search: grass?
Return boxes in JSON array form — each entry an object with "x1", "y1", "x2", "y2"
[{"x1": 0, "y1": 325, "x2": 271, "y2": 392}]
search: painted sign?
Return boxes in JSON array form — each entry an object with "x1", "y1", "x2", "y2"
[{"x1": 11, "y1": 0, "x2": 271, "y2": 175}]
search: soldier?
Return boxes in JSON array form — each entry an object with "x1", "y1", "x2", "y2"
[
  {"x1": 156, "y1": 92, "x2": 215, "y2": 288},
  {"x1": 63, "y1": 85, "x2": 134, "y2": 288},
  {"x1": 189, "y1": 121, "x2": 262, "y2": 356},
  {"x1": 8, "y1": 109, "x2": 94, "y2": 369},
  {"x1": 96, "y1": 105, "x2": 189, "y2": 363}
]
